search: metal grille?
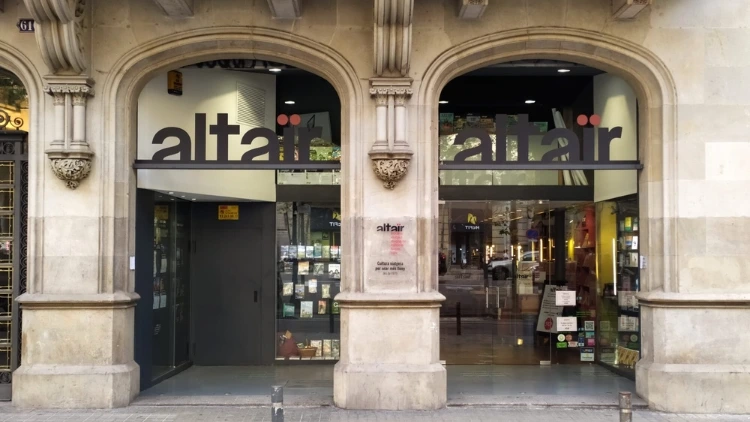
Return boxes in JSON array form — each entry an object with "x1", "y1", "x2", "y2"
[
  {"x1": 236, "y1": 83, "x2": 266, "y2": 128},
  {"x1": 0, "y1": 131, "x2": 27, "y2": 399}
]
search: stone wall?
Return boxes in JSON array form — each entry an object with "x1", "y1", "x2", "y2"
[{"x1": 0, "y1": 0, "x2": 747, "y2": 413}]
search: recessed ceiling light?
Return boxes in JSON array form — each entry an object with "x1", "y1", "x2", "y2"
[
  {"x1": 168, "y1": 191, "x2": 174, "y2": 195},
  {"x1": 439, "y1": 100, "x2": 449, "y2": 104},
  {"x1": 558, "y1": 69, "x2": 571, "y2": 73},
  {"x1": 181, "y1": 195, "x2": 186, "y2": 198},
  {"x1": 192, "y1": 198, "x2": 196, "y2": 201},
  {"x1": 525, "y1": 100, "x2": 536, "y2": 104},
  {"x1": 268, "y1": 67, "x2": 282, "y2": 72},
  {"x1": 284, "y1": 100, "x2": 295, "y2": 105}
]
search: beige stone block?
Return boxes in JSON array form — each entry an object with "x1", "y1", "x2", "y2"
[
  {"x1": 676, "y1": 180, "x2": 705, "y2": 219},
  {"x1": 676, "y1": 217, "x2": 706, "y2": 256},
  {"x1": 334, "y1": 363, "x2": 446, "y2": 410},
  {"x1": 677, "y1": 255, "x2": 750, "y2": 293},
  {"x1": 13, "y1": 362, "x2": 139, "y2": 409},
  {"x1": 41, "y1": 256, "x2": 101, "y2": 294},
  {"x1": 637, "y1": 361, "x2": 750, "y2": 414},
  {"x1": 21, "y1": 306, "x2": 135, "y2": 366},
  {"x1": 705, "y1": 142, "x2": 750, "y2": 181},
  {"x1": 706, "y1": 29, "x2": 750, "y2": 68},
  {"x1": 678, "y1": 105, "x2": 750, "y2": 144},
  {"x1": 705, "y1": 66, "x2": 750, "y2": 105},
  {"x1": 642, "y1": 29, "x2": 705, "y2": 105},
  {"x1": 42, "y1": 217, "x2": 101, "y2": 257},
  {"x1": 342, "y1": 307, "x2": 438, "y2": 364},
  {"x1": 705, "y1": 217, "x2": 750, "y2": 253},
  {"x1": 336, "y1": 0, "x2": 371, "y2": 30},
  {"x1": 649, "y1": 0, "x2": 705, "y2": 28}
]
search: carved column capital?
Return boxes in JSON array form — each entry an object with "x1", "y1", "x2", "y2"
[
  {"x1": 43, "y1": 76, "x2": 94, "y2": 190},
  {"x1": 374, "y1": 0, "x2": 413, "y2": 77},
  {"x1": 368, "y1": 78, "x2": 414, "y2": 189},
  {"x1": 23, "y1": 0, "x2": 88, "y2": 74}
]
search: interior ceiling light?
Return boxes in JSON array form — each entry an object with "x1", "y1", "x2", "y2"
[
  {"x1": 558, "y1": 68, "x2": 571, "y2": 73},
  {"x1": 525, "y1": 100, "x2": 536, "y2": 104},
  {"x1": 439, "y1": 100, "x2": 449, "y2": 104},
  {"x1": 268, "y1": 66, "x2": 282, "y2": 72},
  {"x1": 284, "y1": 100, "x2": 295, "y2": 105}
]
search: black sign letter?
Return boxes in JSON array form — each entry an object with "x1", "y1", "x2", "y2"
[
  {"x1": 210, "y1": 114, "x2": 240, "y2": 162},
  {"x1": 541, "y1": 129, "x2": 581, "y2": 162},
  {"x1": 241, "y1": 128, "x2": 280, "y2": 162},
  {"x1": 152, "y1": 127, "x2": 192, "y2": 161},
  {"x1": 452, "y1": 129, "x2": 493, "y2": 163}
]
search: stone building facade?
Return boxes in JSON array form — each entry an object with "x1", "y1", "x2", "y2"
[{"x1": 0, "y1": 0, "x2": 748, "y2": 415}]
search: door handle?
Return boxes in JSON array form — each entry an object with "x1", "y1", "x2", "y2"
[{"x1": 254, "y1": 291, "x2": 258, "y2": 302}]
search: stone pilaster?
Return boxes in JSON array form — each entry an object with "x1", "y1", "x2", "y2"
[{"x1": 333, "y1": 77, "x2": 446, "y2": 410}]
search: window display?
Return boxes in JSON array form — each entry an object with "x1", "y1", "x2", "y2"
[
  {"x1": 276, "y1": 202, "x2": 341, "y2": 360},
  {"x1": 595, "y1": 195, "x2": 640, "y2": 376}
]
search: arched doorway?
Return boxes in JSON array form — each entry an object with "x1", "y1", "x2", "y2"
[
  {"x1": 0, "y1": 67, "x2": 30, "y2": 400},
  {"x1": 99, "y1": 28, "x2": 361, "y2": 399},
  {"x1": 418, "y1": 27, "x2": 676, "y2": 403}
]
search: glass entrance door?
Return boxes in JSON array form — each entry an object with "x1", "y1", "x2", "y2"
[{"x1": 439, "y1": 200, "x2": 554, "y2": 365}]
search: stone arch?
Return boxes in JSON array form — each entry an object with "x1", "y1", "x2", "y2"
[
  {"x1": 417, "y1": 27, "x2": 678, "y2": 296},
  {"x1": 0, "y1": 41, "x2": 43, "y2": 293},
  {"x1": 99, "y1": 28, "x2": 363, "y2": 294}
]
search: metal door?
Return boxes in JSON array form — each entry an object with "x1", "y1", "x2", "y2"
[{"x1": 0, "y1": 123, "x2": 28, "y2": 400}]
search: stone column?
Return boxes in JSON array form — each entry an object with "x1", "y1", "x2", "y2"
[
  {"x1": 333, "y1": 77, "x2": 446, "y2": 410},
  {"x1": 13, "y1": 79, "x2": 139, "y2": 408}
]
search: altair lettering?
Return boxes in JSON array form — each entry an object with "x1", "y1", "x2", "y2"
[{"x1": 377, "y1": 223, "x2": 405, "y2": 232}]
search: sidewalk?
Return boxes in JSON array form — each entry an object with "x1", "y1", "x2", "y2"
[{"x1": 1, "y1": 406, "x2": 749, "y2": 422}]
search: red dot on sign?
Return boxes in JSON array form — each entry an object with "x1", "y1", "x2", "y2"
[
  {"x1": 290, "y1": 114, "x2": 301, "y2": 126},
  {"x1": 589, "y1": 114, "x2": 601, "y2": 126},
  {"x1": 576, "y1": 115, "x2": 589, "y2": 126},
  {"x1": 277, "y1": 114, "x2": 289, "y2": 126}
]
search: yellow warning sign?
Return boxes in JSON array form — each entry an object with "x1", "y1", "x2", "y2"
[
  {"x1": 218, "y1": 205, "x2": 239, "y2": 220},
  {"x1": 155, "y1": 205, "x2": 169, "y2": 221}
]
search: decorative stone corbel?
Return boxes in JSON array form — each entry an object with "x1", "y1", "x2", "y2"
[
  {"x1": 44, "y1": 77, "x2": 94, "y2": 189},
  {"x1": 369, "y1": 78, "x2": 413, "y2": 190},
  {"x1": 23, "y1": 0, "x2": 87, "y2": 74},
  {"x1": 374, "y1": 0, "x2": 413, "y2": 76}
]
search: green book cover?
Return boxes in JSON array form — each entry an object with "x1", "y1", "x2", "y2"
[
  {"x1": 331, "y1": 301, "x2": 340, "y2": 315},
  {"x1": 282, "y1": 303, "x2": 295, "y2": 318}
]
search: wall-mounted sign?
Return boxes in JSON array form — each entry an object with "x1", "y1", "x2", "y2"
[
  {"x1": 155, "y1": 205, "x2": 169, "y2": 221},
  {"x1": 167, "y1": 70, "x2": 183, "y2": 96},
  {"x1": 17, "y1": 19, "x2": 35, "y2": 33},
  {"x1": 440, "y1": 113, "x2": 642, "y2": 170},
  {"x1": 218, "y1": 205, "x2": 239, "y2": 220},
  {"x1": 134, "y1": 113, "x2": 334, "y2": 170}
]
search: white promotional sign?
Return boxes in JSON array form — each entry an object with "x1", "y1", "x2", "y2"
[
  {"x1": 555, "y1": 290, "x2": 576, "y2": 306},
  {"x1": 557, "y1": 316, "x2": 578, "y2": 332}
]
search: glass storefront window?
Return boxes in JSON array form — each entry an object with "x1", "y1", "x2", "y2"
[
  {"x1": 595, "y1": 196, "x2": 640, "y2": 375},
  {"x1": 277, "y1": 170, "x2": 341, "y2": 185},
  {"x1": 275, "y1": 201, "x2": 341, "y2": 360},
  {"x1": 151, "y1": 198, "x2": 191, "y2": 379}
]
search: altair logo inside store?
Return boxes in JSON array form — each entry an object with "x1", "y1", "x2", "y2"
[{"x1": 376, "y1": 223, "x2": 405, "y2": 232}]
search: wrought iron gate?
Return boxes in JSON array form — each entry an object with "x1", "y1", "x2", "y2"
[{"x1": 0, "y1": 115, "x2": 28, "y2": 400}]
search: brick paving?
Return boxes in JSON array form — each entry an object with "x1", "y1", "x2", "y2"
[{"x1": 0, "y1": 406, "x2": 749, "y2": 422}]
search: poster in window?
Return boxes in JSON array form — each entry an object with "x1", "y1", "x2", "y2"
[
  {"x1": 298, "y1": 261, "x2": 310, "y2": 275},
  {"x1": 328, "y1": 263, "x2": 341, "y2": 279},
  {"x1": 318, "y1": 300, "x2": 327, "y2": 314},
  {"x1": 280, "y1": 246, "x2": 289, "y2": 260},
  {"x1": 282, "y1": 282, "x2": 293, "y2": 297},
  {"x1": 321, "y1": 284, "x2": 331, "y2": 299},
  {"x1": 330, "y1": 246, "x2": 340, "y2": 259},
  {"x1": 295, "y1": 283, "x2": 305, "y2": 299},
  {"x1": 331, "y1": 301, "x2": 340, "y2": 314},
  {"x1": 323, "y1": 339, "x2": 332, "y2": 358},
  {"x1": 313, "y1": 243, "x2": 323, "y2": 258},
  {"x1": 310, "y1": 340, "x2": 322, "y2": 357},
  {"x1": 307, "y1": 278, "x2": 318, "y2": 293},
  {"x1": 305, "y1": 246, "x2": 314, "y2": 259},
  {"x1": 332, "y1": 340, "x2": 340, "y2": 359},
  {"x1": 313, "y1": 262, "x2": 326, "y2": 275},
  {"x1": 300, "y1": 301, "x2": 313, "y2": 318},
  {"x1": 296, "y1": 245, "x2": 306, "y2": 259},
  {"x1": 282, "y1": 303, "x2": 296, "y2": 318}
]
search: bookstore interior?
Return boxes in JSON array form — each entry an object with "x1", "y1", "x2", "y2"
[{"x1": 132, "y1": 58, "x2": 642, "y2": 391}]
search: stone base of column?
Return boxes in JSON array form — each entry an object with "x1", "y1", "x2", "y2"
[
  {"x1": 637, "y1": 362, "x2": 750, "y2": 414},
  {"x1": 636, "y1": 292, "x2": 750, "y2": 414},
  {"x1": 13, "y1": 362, "x2": 139, "y2": 408},
  {"x1": 12, "y1": 293, "x2": 140, "y2": 408},
  {"x1": 334, "y1": 362, "x2": 446, "y2": 410},
  {"x1": 333, "y1": 292, "x2": 446, "y2": 410}
]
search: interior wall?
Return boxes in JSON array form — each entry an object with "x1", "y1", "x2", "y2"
[
  {"x1": 137, "y1": 68, "x2": 277, "y2": 201},
  {"x1": 593, "y1": 74, "x2": 638, "y2": 202}
]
